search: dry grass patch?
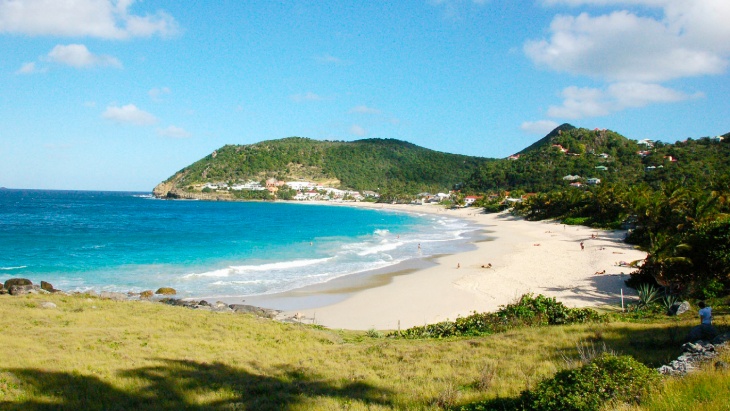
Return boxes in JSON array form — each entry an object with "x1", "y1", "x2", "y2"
[{"x1": 0, "y1": 293, "x2": 715, "y2": 410}]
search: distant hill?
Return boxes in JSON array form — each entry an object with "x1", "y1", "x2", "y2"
[
  {"x1": 155, "y1": 127, "x2": 729, "y2": 199},
  {"x1": 154, "y1": 137, "x2": 488, "y2": 198},
  {"x1": 463, "y1": 125, "x2": 644, "y2": 192},
  {"x1": 463, "y1": 124, "x2": 730, "y2": 193}
]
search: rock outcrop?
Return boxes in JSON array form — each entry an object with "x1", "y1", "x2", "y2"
[{"x1": 658, "y1": 333, "x2": 730, "y2": 376}]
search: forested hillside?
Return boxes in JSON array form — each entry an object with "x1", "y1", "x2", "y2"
[{"x1": 155, "y1": 137, "x2": 487, "y2": 196}]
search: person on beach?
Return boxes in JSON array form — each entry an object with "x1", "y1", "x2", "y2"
[
  {"x1": 688, "y1": 301, "x2": 718, "y2": 341},
  {"x1": 580, "y1": 241, "x2": 584, "y2": 251},
  {"x1": 699, "y1": 301, "x2": 713, "y2": 325}
]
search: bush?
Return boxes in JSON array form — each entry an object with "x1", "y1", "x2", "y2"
[
  {"x1": 521, "y1": 353, "x2": 658, "y2": 411},
  {"x1": 458, "y1": 354, "x2": 658, "y2": 411},
  {"x1": 389, "y1": 294, "x2": 604, "y2": 339},
  {"x1": 562, "y1": 217, "x2": 591, "y2": 226}
]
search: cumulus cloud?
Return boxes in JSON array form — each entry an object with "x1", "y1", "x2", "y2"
[
  {"x1": 157, "y1": 125, "x2": 190, "y2": 138},
  {"x1": 0, "y1": 0, "x2": 178, "y2": 39},
  {"x1": 290, "y1": 92, "x2": 324, "y2": 102},
  {"x1": 520, "y1": 120, "x2": 560, "y2": 135},
  {"x1": 15, "y1": 61, "x2": 45, "y2": 74},
  {"x1": 46, "y1": 44, "x2": 121, "y2": 68},
  {"x1": 349, "y1": 105, "x2": 382, "y2": 115},
  {"x1": 526, "y1": 1, "x2": 730, "y2": 82},
  {"x1": 102, "y1": 104, "x2": 157, "y2": 125},
  {"x1": 349, "y1": 125, "x2": 367, "y2": 136},
  {"x1": 547, "y1": 82, "x2": 698, "y2": 119}
]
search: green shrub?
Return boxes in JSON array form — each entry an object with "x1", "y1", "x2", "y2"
[
  {"x1": 521, "y1": 353, "x2": 658, "y2": 411},
  {"x1": 563, "y1": 217, "x2": 590, "y2": 226},
  {"x1": 389, "y1": 294, "x2": 604, "y2": 339},
  {"x1": 458, "y1": 354, "x2": 658, "y2": 411}
]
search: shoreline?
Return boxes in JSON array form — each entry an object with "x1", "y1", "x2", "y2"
[{"x1": 220, "y1": 202, "x2": 647, "y2": 330}]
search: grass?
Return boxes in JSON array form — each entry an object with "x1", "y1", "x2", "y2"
[{"x1": 0, "y1": 293, "x2": 726, "y2": 410}]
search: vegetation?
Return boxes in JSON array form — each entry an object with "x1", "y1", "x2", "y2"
[
  {"x1": 461, "y1": 353, "x2": 659, "y2": 411},
  {"x1": 0, "y1": 292, "x2": 726, "y2": 410},
  {"x1": 158, "y1": 137, "x2": 487, "y2": 195},
  {"x1": 390, "y1": 294, "x2": 604, "y2": 339}
]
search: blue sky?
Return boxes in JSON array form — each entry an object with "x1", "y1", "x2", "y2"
[{"x1": 1, "y1": 0, "x2": 728, "y2": 191}]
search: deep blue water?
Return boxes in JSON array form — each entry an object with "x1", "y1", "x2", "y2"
[{"x1": 0, "y1": 189, "x2": 475, "y2": 297}]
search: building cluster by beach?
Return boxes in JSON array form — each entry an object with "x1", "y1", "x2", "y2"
[{"x1": 201, "y1": 179, "x2": 379, "y2": 202}]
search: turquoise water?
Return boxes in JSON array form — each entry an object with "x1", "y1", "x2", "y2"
[{"x1": 0, "y1": 190, "x2": 476, "y2": 297}]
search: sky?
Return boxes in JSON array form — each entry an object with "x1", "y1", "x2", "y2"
[{"x1": 1, "y1": 0, "x2": 729, "y2": 191}]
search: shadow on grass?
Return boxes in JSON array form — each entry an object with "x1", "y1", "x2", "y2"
[{"x1": 1, "y1": 359, "x2": 394, "y2": 410}]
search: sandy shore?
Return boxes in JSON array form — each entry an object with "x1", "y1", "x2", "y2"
[{"x1": 233, "y1": 202, "x2": 646, "y2": 330}]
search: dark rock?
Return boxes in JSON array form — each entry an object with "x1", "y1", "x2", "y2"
[
  {"x1": 229, "y1": 304, "x2": 279, "y2": 319},
  {"x1": 155, "y1": 287, "x2": 177, "y2": 295},
  {"x1": 715, "y1": 361, "x2": 729, "y2": 371},
  {"x1": 198, "y1": 300, "x2": 211, "y2": 307},
  {"x1": 9, "y1": 284, "x2": 36, "y2": 296},
  {"x1": 4, "y1": 278, "x2": 32, "y2": 290},
  {"x1": 40, "y1": 281, "x2": 55, "y2": 292},
  {"x1": 669, "y1": 301, "x2": 690, "y2": 316},
  {"x1": 139, "y1": 290, "x2": 154, "y2": 299}
]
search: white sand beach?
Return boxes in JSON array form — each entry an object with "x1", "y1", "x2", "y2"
[{"x1": 244, "y1": 203, "x2": 647, "y2": 330}]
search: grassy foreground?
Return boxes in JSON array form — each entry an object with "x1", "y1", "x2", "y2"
[{"x1": 0, "y1": 293, "x2": 726, "y2": 410}]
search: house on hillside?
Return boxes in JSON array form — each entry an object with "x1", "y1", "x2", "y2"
[
  {"x1": 595, "y1": 166, "x2": 609, "y2": 171},
  {"x1": 507, "y1": 154, "x2": 520, "y2": 160},
  {"x1": 362, "y1": 190, "x2": 380, "y2": 198},
  {"x1": 586, "y1": 178, "x2": 601, "y2": 185},
  {"x1": 664, "y1": 155, "x2": 677, "y2": 162},
  {"x1": 563, "y1": 175, "x2": 581, "y2": 181},
  {"x1": 711, "y1": 136, "x2": 724, "y2": 142},
  {"x1": 570, "y1": 182, "x2": 583, "y2": 188},
  {"x1": 551, "y1": 144, "x2": 568, "y2": 153},
  {"x1": 637, "y1": 139, "x2": 654, "y2": 148}
]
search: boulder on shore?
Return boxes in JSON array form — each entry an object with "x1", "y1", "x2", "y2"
[
  {"x1": 4, "y1": 278, "x2": 32, "y2": 290},
  {"x1": 9, "y1": 284, "x2": 38, "y2": 296},
  {"x1": 140, "y1": 290, "x2": 154, "y2": 299},
  {"x1": 40, "y1": 281, "x2": 55, "y2": 292},
  {"x1": 155, "y1": 287, "x2": 177, "y2": 296}
]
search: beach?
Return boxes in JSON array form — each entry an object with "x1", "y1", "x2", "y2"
[{"x1": 236, "y1": 203, "x2": 647, "y2": 330}]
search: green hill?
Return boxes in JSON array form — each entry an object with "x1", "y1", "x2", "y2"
[
  {"x1": 464, "y1": 125, "x2": 644, "y2": 192},
  {"x1": 153, "y1": 137, "x2": 488, "y2": 198}
]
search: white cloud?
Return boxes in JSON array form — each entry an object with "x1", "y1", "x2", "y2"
[
  {"x1": 46, "y1": 44, "x2": 121, "y2": 68},
  {"x1": 520, "y1": 120, "x2": 560, "y2": 135},
  {"x1": 15, "y1": 61, "x2": 45, "y2": 74},
  {"x1": 102, "y1": 104, "x2": 157, "y2": 125},
  {"x1": 0, "y1": 0, "x2": 178, "y2": 39},
  {"x1": 526, "y1": 1, "x2": 730, "y2": 82},
  {"x1": 349, "y1": 105, "x2": 382, "y2": 115},
  {"x1": 157, "y1": 125, "x2": 190, "y2": 138},
  {"x1": 547, "y1": 82, "x2": 697, "y2": 119},
  {"x1": 349, "y1": 125, "x2": 367, "y2": 136},
  {"x1": 148, "y1": 87, "x2": 171, "y2": 101},
  {"x1": 290, "y1": 92, "x2": 324, "y2": 102}
]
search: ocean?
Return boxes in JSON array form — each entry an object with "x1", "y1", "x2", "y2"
[{"x1": 0, "y1": 189, "x2": 477, "y2": 298}]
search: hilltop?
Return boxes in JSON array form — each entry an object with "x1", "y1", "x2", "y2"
[{"x1": 153, "y1": 137, "x2": 487, "y2": 199}]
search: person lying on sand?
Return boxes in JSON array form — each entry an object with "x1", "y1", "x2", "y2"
[
  {"x1": 594, "y1": 270, "x2": 606, "y2": 275},
  {"x1": 481, "y1": 263, "x2": 492, "y2": 269}
]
